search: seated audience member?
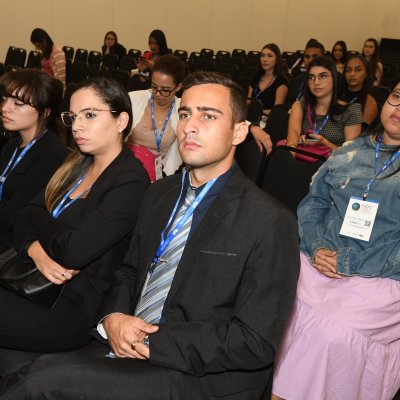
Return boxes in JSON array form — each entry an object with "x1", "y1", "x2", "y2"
[
  {"x1": 101, "y1": 31, "x2": 127, "y2": 61},
  {"x1": 248, "y1": 43, "x2": 289, "y2": 154},
  {"x1": 290, "y1": 38, "x2": 319, "y2": 77},
  {"x1": 0, "y1": 78, "x2": 149, "y2": 358},
  {"x1": 285, "y1": 56, "x2": 362, "y2": 158},
  {"x1": 362, "y1": 37, "x2": 383, "y2": 86},
  {"x1": 272, "y1": 84, "x2": 400, "y2": 400},
  {"x1": 341, "y1": 54, "x2": 382, "y2": 130},
  {"x1": 30, "y1": 28, "x2": 66, "y2": 90},
  {"x1": 286, "y1": 40, "x2": 325, "y2": 107},
  {"x1": 126, "y1": 55, "x2": 185, "y2": 181},
  {"x1": 132, "y1": 29, "x2": 170, "y2": 78},
  {"x1": 331, "y1": 40, "x2": 347, "y2": 74},
  {"x1": 0, "y1": 72, "x2": 300, "y2": 400},
  {"x1": 248, "y1": 43, "x2": 289, "y2": 116},
  {"x1": 0, "y1": 69, "x2": 67, "y2": 252}
]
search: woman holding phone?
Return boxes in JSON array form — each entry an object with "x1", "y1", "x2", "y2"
[{"x1": 285, "y1": 56, "x2": 362, "y2": 159}]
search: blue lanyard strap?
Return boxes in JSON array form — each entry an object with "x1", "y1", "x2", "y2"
[
  {"x1": 151, "y1": 170, "x2": 218, "y2": 270},
  {"x1": 363, "y1": 134, "x2": 400, "y2": 200},
  {"x1": 150, "y1": 95, "x2": 175, "y2": 154},
  {"x1": 0, "y1": 137, "x2": 39, "y2": 201},
  {"x1": 52, "y1": 172, "x2": 92, "y2": 219},
  {"x1": 296, "y1": 81, "x2": 304, "y2": 101},
  {"x1": 307, "y1": 103, "x2": 329, "y2": 135}
]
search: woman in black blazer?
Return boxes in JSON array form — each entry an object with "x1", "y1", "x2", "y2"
[
  {"x1": 0, "y1": 69, "x2": 68, "y2": 251},
  {"x1": 0, "y1": 78, "x2": 149, "y2": 353}
]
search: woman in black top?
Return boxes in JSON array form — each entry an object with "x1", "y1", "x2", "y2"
[
  {"x1": 0, "y1": 78, "x2": 149, "y2": 355},
  {"x1": 341, "y1": 55, "x2": 382, "y2": 130},
  {"x1": 248, "y1": 43, "x2": 289, "y2": 115},
  {"x1": 362, "y1": 38, "x2": 383, "y2": 86},
  {"x1": 331, "y1": 40, "x2": 347, "y2": 74},
  {"x1": 101, "y1": 31, "x2": 127, "y2": 61},
  {"x1": 0, "y1": 69, "x2": 67, "y2": 251},
  {"x1": 248, "y1": 43, "x2": 289, "y2": 154}
]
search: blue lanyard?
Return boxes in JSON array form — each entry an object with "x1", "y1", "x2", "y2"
[
  {"x1": 150, "y1": 95, "x2": 175, "y2": 154},
  {"x1": 348, "y1": 96, "x2": 357, "y2": 104},
  {"x1": 363, "y1": 134, "x2": 400, "y2": 200},
  {"x1": 254, "y1": 75, "x2": 276, "y2": 99},
  {"x1": 0, "y1": 137, "x2": 39, "y2": 201},
  {"x1": 296, "y1": 81, "x2": 304, "y2": 101},
  {"x1": 52, "y1": 172, "x2": 92, "y2": 219},
  {"x1": 150, "y1": 169, "x2": 218, "y2": 275},
  {"x1": 307, "y1": 103, "x2": 329, "y2": 135}
]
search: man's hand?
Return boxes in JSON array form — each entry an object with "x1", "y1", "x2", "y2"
[
  {"x1": 28, "y1": 241, "x2": 79, "y2": 284},
  {"x1": 103, "y1": 314, "x2": 158, "y2": 359},
  {"x1": 313, "y1": 248, "x2": 341, "y2": 279}
]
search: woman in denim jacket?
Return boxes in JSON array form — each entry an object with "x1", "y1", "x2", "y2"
[{"x1": 272, "y1": 84, "x2": 400, "y2": 400}]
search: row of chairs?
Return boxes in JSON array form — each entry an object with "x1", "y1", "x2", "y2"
[
  {"x1": 2, "y1": 46, "x2": 41, "y2": 71},
  {"x1": 234, "y1": 101, "x2": 325, "y2": 215},
  {"x1": 235, "y1": 138, "x2": 324, "y2": 215}
]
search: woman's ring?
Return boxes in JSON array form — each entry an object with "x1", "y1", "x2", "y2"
[{"x1": 131, "y1": 340, "x2": 139, "y2": 350}]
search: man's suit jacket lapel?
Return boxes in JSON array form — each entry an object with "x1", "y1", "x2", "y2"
[{"x1": 166, "y1": 168, "x2": 247, "y2": 302}]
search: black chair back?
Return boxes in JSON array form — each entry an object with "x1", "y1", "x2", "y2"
[
  {"x1": 235, "y1": 138, "x2": 267, "y2": 186},
  {"x1": 62, "y1": 46, "x2": 74, "y2": 61},
  {"x1": 118, "y1": 56, "x2": 137, "y2": 72},
  {"x1": 102, "y1": 53, "x2": 119, "y2": 72},
  {"x1": 74, "y1": 48, "x2": 88, "y2": 63},
  {"x1": 261, "y1": 146, "x2": 325, "y2": 215},
  {"x1": 25, "y1": 51, "x2": 41, "y2": 69},
  {"x1": 87, "y1": 51, "x2": 102, "y2": 66}
]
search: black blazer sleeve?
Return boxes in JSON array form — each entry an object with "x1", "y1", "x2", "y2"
[
  {"x1": 0, "y1": 133, "x2": 67, "y2": 236},
  {"x1": 13, "y1": 149, "x2": 149, "y2": 268}
]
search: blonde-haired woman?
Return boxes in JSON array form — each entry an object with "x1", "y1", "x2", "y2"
[{"x1": 0, "y1": 78, "x2": 149, "y2": 360}]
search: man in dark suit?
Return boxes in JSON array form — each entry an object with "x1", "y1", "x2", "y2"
[{"x1": 0, "y1": 72, "x2": 300, "y2": 399}]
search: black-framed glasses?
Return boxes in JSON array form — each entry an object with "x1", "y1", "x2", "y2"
[
  {"x1": 61, "y1": 107, "x2": 117, "y2": 127},
  {"x1": 149, "y1": 84, "x2": 177, "y2": 97},
  {"x1": 307, "y1": 72, "x2": 332, "y2": 83},
  {"x1": 387, "y1": 90, "x2": 400, "y2": 107}
]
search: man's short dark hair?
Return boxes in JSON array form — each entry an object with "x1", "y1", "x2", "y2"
[
  {"x1": 181, "y1": 71, "x2": 247, "y2": 125},
  {"x1": 305, "y1": 40, "x2": 325, "y2": 54}
]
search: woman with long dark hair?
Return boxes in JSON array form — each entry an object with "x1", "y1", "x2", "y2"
[
  {"x1": 285, "y1": 56, "x2": 362, "y2": 158},
  {"x1": 30, "y1": 28, "x2": 66, "y2": 90},
  {"x1": 248, "y1": 43, "x2": 289, "y2": 153},
  {"x1": 0, "y1": 78, "x2": 149, "y2": 358},
  {"x1": 248, "y1": 43, "x2": 289, "y2": 115},
  {"x1": 341, "y1": 54, "x2": 382, "y2": 130},
  {"x1": 0, "y1": 69, "x2": 67, "y2": 251},
  {"x1": 101, "y1": 31, "x2": 127, "y2": 61},
  {"x1": 135, "y1": 29, "x2": 170, "y2": 75},
  {"x1": 362, "y1": 37, "x2": 383, "y2": 86},
  {"x1": 331, "y1": 40, "x2": 347, "y2": 73}
]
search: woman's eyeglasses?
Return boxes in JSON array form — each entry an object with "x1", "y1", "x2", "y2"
[
  {"x1": 307, "y1": 73, "x2": 332, "y2": 83},
  {"x1": 61, "y1": 108, "x2": 116, "y2": 127},
  {"x1": 149, "y1": 84, "x2": 177, "y2": 97},
  {"x1": 387, "y1": 91, "x2": 400, "y2": 107}
]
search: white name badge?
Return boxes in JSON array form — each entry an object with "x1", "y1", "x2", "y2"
[
  {"x1": 155, "y1": 155, "x2": 163, "y2": 181},
  {"x1": 339, "y1": 196, "x2": 379, "y2": 242}
]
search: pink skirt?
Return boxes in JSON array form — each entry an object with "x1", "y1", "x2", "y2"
[
  {"x1": 127, "y1": 144, "x2": 156, "y2": 182},
  {"x1": 272, "y1": 252, "x2": 400, "y2": 400}
]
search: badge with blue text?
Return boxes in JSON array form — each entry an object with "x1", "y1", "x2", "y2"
[{"x1": 339, "y1": 196, "x2": 379, "y2": 242}]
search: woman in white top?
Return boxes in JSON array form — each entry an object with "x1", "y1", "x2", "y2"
[{"x1": 126, "y1": 55, "x2": 185, "y2": 181}]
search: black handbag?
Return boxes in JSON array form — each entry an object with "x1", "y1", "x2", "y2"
[{"x1": 0, "y1": 248, "x2": 64, "y2": 308}]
